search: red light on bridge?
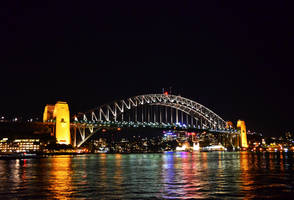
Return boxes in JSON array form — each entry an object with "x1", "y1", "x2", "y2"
[
  {"x1": 117, "y1": 127, "x2": 121, "y2": 131},
  {"x1": 102, "y1": 129, "x2": 107, "y2": 132},
  {"x1": 164, "y1": 91, "x2": 168, "y2": 95}
]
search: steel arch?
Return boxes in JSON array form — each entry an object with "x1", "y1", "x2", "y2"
[{"x1": 78, "y1": 94, "x2": 226, "y2": 129}]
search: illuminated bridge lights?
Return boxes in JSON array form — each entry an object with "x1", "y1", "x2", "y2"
[
  {"x1": 73, "y1": 120, "x2": 234, "y2": 134},
  {"x1": 47, "y1": 94, "x2": 244, "y2": 148}
]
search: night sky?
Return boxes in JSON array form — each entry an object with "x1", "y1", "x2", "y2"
[{"x1": 1, "y1": 1, "x2": 293, "y2": 136}]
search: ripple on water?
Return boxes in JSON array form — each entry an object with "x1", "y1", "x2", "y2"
[{"x1": 0, "y1": 152, "x2": 294, "y2": 199}]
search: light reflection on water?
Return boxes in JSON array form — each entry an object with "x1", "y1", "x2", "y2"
[
  {"x1": 0, "y1": 152, "x2": 293, "y2": 199},
  {"x1": 50, "y1": 156, "x2": 73, "y2": 199}
]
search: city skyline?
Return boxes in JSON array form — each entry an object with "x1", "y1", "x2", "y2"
[{"x1": 1, "y1": 1, "x2": 293, "y2": 137}]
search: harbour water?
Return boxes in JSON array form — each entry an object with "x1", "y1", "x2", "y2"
[{"x1": 0, "y1": 152, "x2": 293, "y2": 199}]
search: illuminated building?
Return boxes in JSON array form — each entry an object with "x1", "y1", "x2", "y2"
[
  {"x1": 237, "y1": 120, "x2": 248, "y2": 148},
  {"x1": 0, "y1": 138, "x2": 41, "y2": 152},
  {"x1": 43, "y1": 101, "x2": 71, "y2": 145},
  {"x1": 163, "y1": 131, "x2": 177, "y2": 141}
]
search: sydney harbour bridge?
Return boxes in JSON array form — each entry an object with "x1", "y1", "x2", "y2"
[{"x1": 43, "y1": 93, "x2": 248, "y2": 149}]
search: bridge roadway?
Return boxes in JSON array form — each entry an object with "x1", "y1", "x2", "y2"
[{"x1": 42, "y1": 120, "x2": 239, "y2": 148}]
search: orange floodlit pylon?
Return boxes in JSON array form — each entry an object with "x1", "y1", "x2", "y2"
[{"x1": 237, "y1": 120, "x2": 248, "y2": 148}]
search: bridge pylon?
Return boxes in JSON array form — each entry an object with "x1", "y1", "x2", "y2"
[
  {"x1": 237, "y1": 120, "x2": 248, "y2": 148},
  {"x1": 43, "y1": 101, "x2": 71, "y2": 145}
]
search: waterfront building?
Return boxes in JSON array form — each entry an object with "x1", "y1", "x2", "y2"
[{"x1": 0, "y1": 138, "x2": 41, "y2": 153}]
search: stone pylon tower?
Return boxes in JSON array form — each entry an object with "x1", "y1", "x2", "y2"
[
  {"x1": 43, "y1": 101, "x2": 71, "y2": 145},
  {"x1": 237, "y1": 120, "x2": 248, "y2": 148}
]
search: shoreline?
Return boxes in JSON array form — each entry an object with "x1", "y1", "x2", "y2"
[{"x1": 1, "y1": 150, "x2": 292, "y2": 160}]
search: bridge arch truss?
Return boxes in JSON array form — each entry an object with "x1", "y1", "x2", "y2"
[
  {"x1": 74, "y1": 94, "x2": 233, "y2": 147},
  {"x1": 77, "y1": 94, "x2": 226, "y2": 127}
]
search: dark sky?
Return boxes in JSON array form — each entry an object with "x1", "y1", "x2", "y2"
[{"x1": 1, "y1": 1, "x2": 293, "y2": 136}]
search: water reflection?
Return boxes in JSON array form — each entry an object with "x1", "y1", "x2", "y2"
[
  {"x1": 49, "y1": 156, "x2": 73, "y2": 199},
  {"x1": 98, "y1": 153, "x2": 107, "y2": 185},
  {"x1": 0, "y1": 152, "x2": 293, "y2": 199},
  {"x1": 113, "y1": 154, "x2": 123, "y2": 198},
  {"x1": 162, "y1": 152, "x2": 207, "y2": 199},
  {"x1": 240, "y1": 152, "x2": 255, "y2": 199},
  {"x1": 239, "y1": 152, "x2": 294, "y2": 199}
]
